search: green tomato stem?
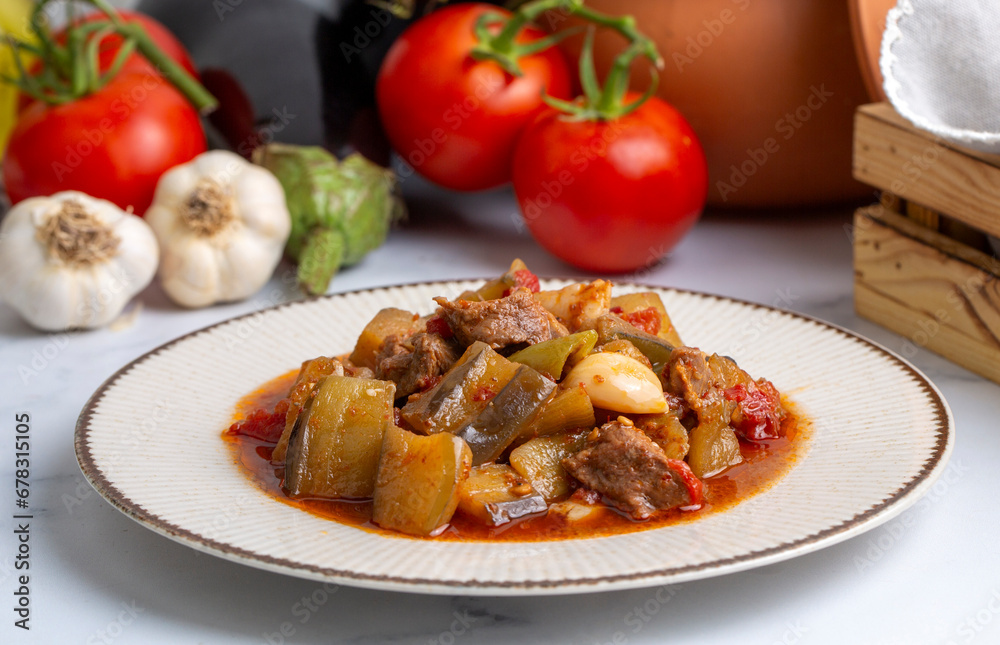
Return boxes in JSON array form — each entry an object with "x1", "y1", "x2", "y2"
[
  {"x1": 471, "y1": 0, "x2": 661, "y2": 118},
  {"x1": 3, "y1": 0, "x2": 217, "y2": 113}
]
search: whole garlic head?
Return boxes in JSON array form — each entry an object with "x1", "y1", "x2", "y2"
[
  {"x1": 145, "y1": 150, "x2": 291, "y2": 308},
  {"x1": 0, "y1": 191, "x2": 158, "y2": 331}
]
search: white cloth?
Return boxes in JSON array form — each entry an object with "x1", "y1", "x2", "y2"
[{"x1": 882, "y1": 0, "x2": 1000, "y2": 153}]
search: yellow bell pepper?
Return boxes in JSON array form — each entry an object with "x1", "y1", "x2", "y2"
[{"x1": 0, "y1": 0, "x2": 34, "y2": 154}]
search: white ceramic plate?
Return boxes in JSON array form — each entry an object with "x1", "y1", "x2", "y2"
[{"x1": 75, "y1": 280, "x2": 953, "y2": 596}]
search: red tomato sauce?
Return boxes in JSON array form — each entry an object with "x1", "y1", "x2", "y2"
[{"x1": 225, "y1": 370, "x2": 810, "y2": 542}]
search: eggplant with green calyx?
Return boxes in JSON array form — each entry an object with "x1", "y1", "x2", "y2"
[
  {"x1": 253, "y1": 143, "x2": 404, "y2": 295},
  {"x1": 508, "y1": 330, "x2": 597, "y2": 380},
  {"x1": 401, "y1": 341, "x2": 519, "y2": 435},
  {"x1": 457, "y1": 464, "x2": 547, "y2": 527},
  {"x1": 284, "y1": 375, "x2": 395, "y2": 499},
  {"x1": 372, "y1": 424, "x2": 472, "y2": 537},
  {"x1": 457, "y1": 364, "x2": 556, "y2": 465}
]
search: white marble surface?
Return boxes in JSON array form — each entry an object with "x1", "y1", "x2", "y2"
[{"x1": 2, "y1": 180, "x2": 998, "y2": 645}]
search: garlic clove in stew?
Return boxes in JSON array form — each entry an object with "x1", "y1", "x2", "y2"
[
  {"x1": 564, "y1": 352, "x2": 668, "y2": 414},
  {"x1": 0, "y1": 191, "x2": 158, "y2": 331},
  {"x1": 145, "y1": 150, "x2": 291, "y2": 308}
]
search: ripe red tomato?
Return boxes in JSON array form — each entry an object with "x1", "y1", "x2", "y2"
[
  {"x1": 3, "y1": 69, "x2": 207, "y2": 215},
  {"x1": 376, "y1": 4, "x2": 572, "y2": 191},
  {"x1": 513, "y1": 95, "x2": 708, "y2": 273}
]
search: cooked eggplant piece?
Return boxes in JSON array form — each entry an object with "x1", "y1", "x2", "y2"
[
  {"x1": 457, "y1": 364, "x2": 556, "y2": 465},
  {"x1": 508, "y1": 330, "x2": 597, "y2": 380},
  {"x1": 372, "y1": 425, "x2": 472, "y2": 536},
  {"x1": 283, "y1": 376, "x2": 395, "y2": 499},
  {"x1": 349, "y1": 307, "x2": 423, "y2": 370},
  {"x1": 595, "y1": 314, "x2": 675, "y2": 377},
  {"x1": 272, "y1": 356, "x2": 346, "y2": 463},
  {"x1": 401, "y1": 341, "x2": 519, "y2": 435},
  {"x1": 686, "y1": 403, "x2": 742, "y2": 478},
  {"x1": 610, "y1": 292, "x2": 683, "y2": 346},
  {"x1": 457, "y1": 464, "x2": 547, "y2": 526},
  {"x1": 520, "y1": 385, "x2": 595, "y2": 439},
  {"x1": 509, "y1": 430, "x2": 589, "y2": 501},
  {"x1": 635, "y1": 412, "x2": 689, "y2": 461}
]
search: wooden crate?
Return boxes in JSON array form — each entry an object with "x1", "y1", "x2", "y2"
[{"x1": 853, "y1": 103, "x2": 1000, "y2": 383}]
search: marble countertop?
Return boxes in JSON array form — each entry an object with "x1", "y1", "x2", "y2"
[{"x1": 3, "y1": 181, "x2": 998, "y2": 645}]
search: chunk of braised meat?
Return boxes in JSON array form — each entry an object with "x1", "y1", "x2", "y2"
[
  {"x1": 433, "y1": 288, "x2": 564, "y2": 350},
  {"x1": 375, "y1": 332, "x2": 460, "y2": 399},
  {"x1": 666, "y1": 347, "x2": 784, "y2": 442},
  {"x1": 562, "y1": 418, "x2": 701, "y2": 520}
]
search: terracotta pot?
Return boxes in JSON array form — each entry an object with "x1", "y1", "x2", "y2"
[{"x1": 556, "y1": 0, "x2": 875, "y2": 208}]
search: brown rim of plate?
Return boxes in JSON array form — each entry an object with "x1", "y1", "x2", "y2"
[{"x1": 74, "y1": 279, "x2": 952, "y2": 592}]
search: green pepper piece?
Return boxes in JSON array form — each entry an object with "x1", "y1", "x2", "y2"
[{"x1": 509, "y1": 330, "x2": 598, "y2": 380}]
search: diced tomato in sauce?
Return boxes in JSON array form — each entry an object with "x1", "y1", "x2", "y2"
[
  {"x1": 724, "y1": 381, "x2": 783, "y2": 442},
  {"x1": 425, "y1": 315, "x2": 453, "y2": 339},
  {"x1": 666, "y1": 458, "x2": 704, "y2": 509},
  {"x1": 610, "y1": 306, "x2": 661, "y2": 336},
  {"x1": 502, "y1": 269, "x2": 541, "y2": 296},
  {"x1": 227, "y1": 399, "x2": 289, "y2": 443}
]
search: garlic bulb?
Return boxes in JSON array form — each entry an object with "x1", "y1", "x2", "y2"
[
  {"x1": 564, "y1": 352, "x2": 667, "y2": 414},
  {"x1": 145, "y1": 150, "x2": 291, "y2": 308},
  {"x1": 0, "y1": 192, "x2": 158, "y2": 331}
]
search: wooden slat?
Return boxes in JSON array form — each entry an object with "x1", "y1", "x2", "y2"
[
  {"x1": 853, "y1": 206, "x2": 1000, "y2": 384},
  {"x1": 904, "y1": 201, "x2": 939, "y2": 231},
  {"x1": 853, "y1": 102, "x2": 1000, "y2": 238}
]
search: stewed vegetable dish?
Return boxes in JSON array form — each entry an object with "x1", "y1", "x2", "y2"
[{"x1": 226, "y1": 260, "x2": 804, "y2": 539}]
